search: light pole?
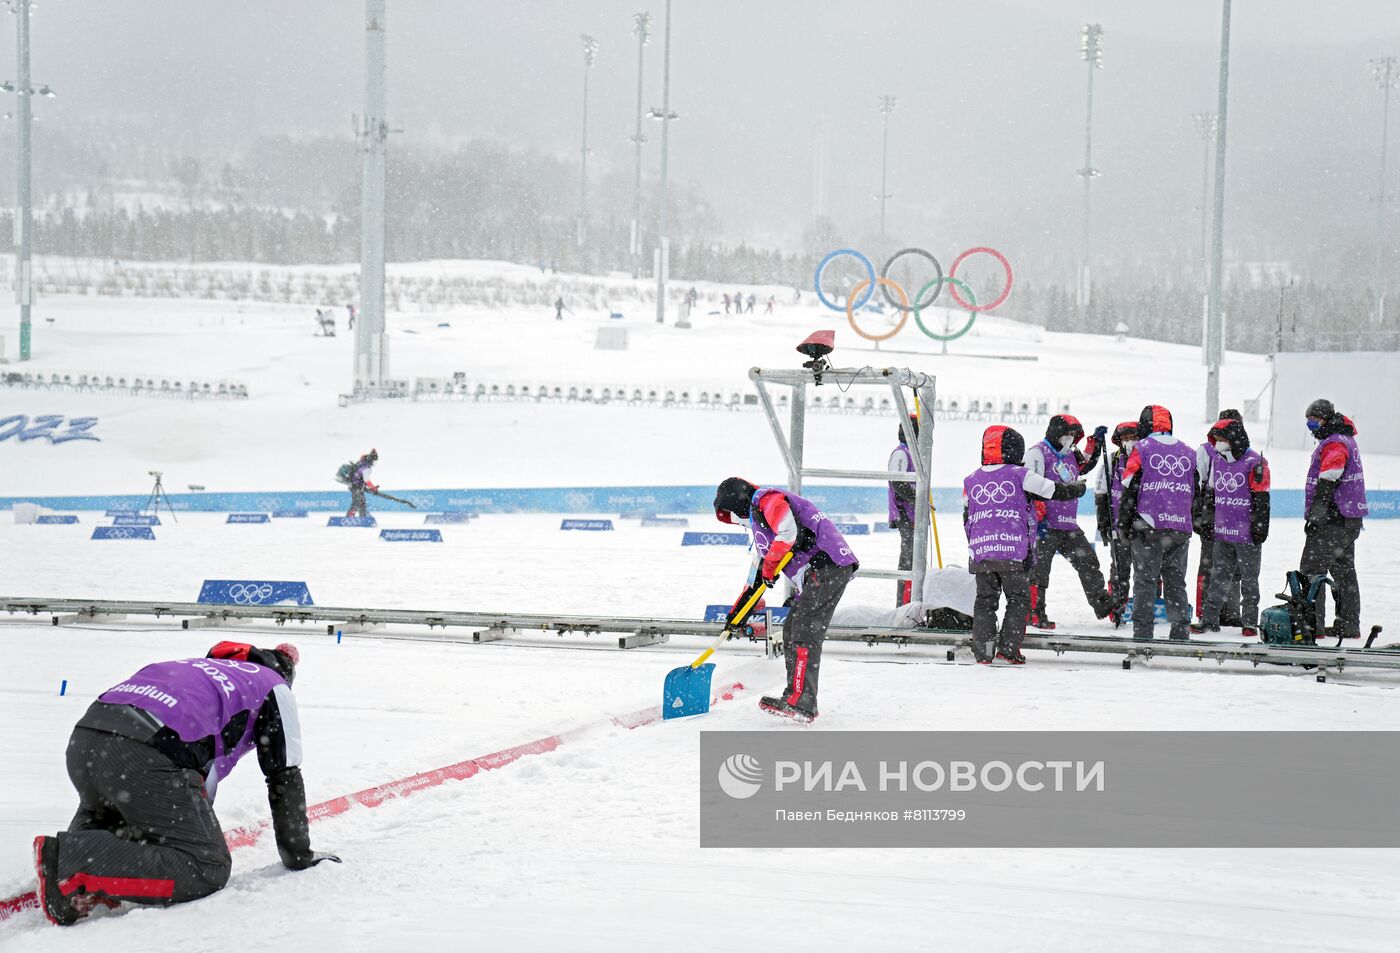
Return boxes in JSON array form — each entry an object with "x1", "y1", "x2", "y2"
[
  {"x1": 1076, "y1": 24, "x2": 1103, "y2": 322},
  {"x1": 355, "y1": 0, "x2": 390, "y2": 392},
  {"x1": 3, "y1": 1, "x2": 46, "y2": 362},
  {"x1": 652, "y1": 0, "x2": 674, "y2": 324},
  {"x1": 876, "y1": 95, "x2": 896, "y2": 254},
  {"x1": 1371, "y1": 56, "x2": 1398, "y2": 324},
  {"x1": 1204, "y1": 0, "x2": 1232, "y2": 421},
  {"x1": 1192, "y1": 112, "x2": 1218, "y2": 295},
  {"x1": 629, "y1": 13, "x2": 650, "y2": 279},
  {"x1": 577, "y1": 34, "x2": 599, "y2": 252}
]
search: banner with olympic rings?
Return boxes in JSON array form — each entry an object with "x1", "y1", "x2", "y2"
[
  {"x1": 814, "y1": 246, "x2": 1014, "y2": 343},
  {"x1": 682, "y1": 531, "x2": 749, "y2": 547},
  {"x1": 197, "y1": 580, "x2": 315, "y2": 607},
  {"x1": 91, "y1": 526, "x2": 155, "y2": 540}
]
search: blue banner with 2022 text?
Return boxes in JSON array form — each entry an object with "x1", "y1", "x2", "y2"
[{"x1": 2, "y1": 486, "x2": 1397, "y2": 518}]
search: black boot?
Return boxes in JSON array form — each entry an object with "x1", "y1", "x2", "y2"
[
  {"x1": 760, "y1": 641, "x2": 820, "y2": 722},
  {"x1": 33, "y1": 835, "x2": 82, "y2": 927}
]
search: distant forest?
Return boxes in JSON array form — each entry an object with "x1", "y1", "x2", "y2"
[{"x1": 13, "y1": 133, "x2": 1399, "y2": 354}]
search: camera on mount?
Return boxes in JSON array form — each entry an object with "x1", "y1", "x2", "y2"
[
  {"x1": 148, "y1": 470, "x2": 163, "y2": 479},
  {"x1": 796, "y1": 330, "x2": 835, "y2": 386}
]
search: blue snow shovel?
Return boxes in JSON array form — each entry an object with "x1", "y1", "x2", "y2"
[{"x1": 663, "y1": 552, "x2": 791, "y2": 720}]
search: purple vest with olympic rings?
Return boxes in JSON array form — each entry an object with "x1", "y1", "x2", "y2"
[
  {"x1": 1134, "y1": 437, "x2": 1195, "y2": 533},
  {"x1": 887, "y1": 443, "x2": 915, "y2": 523},
  {"x1": 750, "y1": 488, "x2": 857, "y2": 578},
  {"x1": 1306, "y1": 434, "x2": 1368, "y2": 519},
  {"x1": 963, "y1": 466, "x2": 1033, "y2": 565},
  {"x1": 1211, "y1": 448, "x2": 1262, "y2": 543}
]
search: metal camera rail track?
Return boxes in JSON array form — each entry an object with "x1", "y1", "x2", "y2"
[{"x1": 3, "y1": 597, "x2": 1396, "y2": 680}]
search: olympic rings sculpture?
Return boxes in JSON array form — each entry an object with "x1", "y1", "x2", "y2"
[
  {"x1": 814, "y1": 246, "x2": 1014, "y2": 344},
  {"x1": 969, "y1": 481, "x2": 1018, "y2": 506}
]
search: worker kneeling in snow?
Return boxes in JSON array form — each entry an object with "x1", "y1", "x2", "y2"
[{"x1": 33, "y1": 641, "x2": 338, "y2": 926}]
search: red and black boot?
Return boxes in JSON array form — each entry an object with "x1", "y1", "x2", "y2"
[
  {"x1": 33, "y1": 835, "x2": 82, "y2": 927},
  {"x1": 760, "y1": 641, "x2": 820, "y2": 723},
  {"x1": 1027, "y1": 584, "x2": 1056, "y2": 630}
]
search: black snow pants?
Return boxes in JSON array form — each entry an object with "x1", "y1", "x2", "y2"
[
  {"x1": 52, "y1": 727, "x2": 231, "y2": 907},
  {"x1": 1031, "y1": 526, "x2": 1108, "y2": 618},
  {"x1": 1202, "y1": 540, "x2": 1262, "y2": 628},
  {"x1": 1300, "y1": 518, "x2": 1363, "y2": 638},
  {"x1": 779, "y1": 557, "x2": 856, "y2": 712},
  {"x1": 347, "y1": 484, "x2": 367, "y2": 517},
  {"x1": 1130, "y1": 526, "x2": 1192, "y2": 640},
  {"x1": 971, "y1": 569, "x2": 1031, "y2": 662},
  {"x1": 896, "y1": 519, "x2": 914, "y2": 607},
  {"x1": 1195, "y1": 535, "x2": 1241, "y2": 624}
]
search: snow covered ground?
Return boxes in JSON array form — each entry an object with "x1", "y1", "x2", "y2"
[{"x1": 2, "y1": 271, "x2": 1399, "y2": 950}]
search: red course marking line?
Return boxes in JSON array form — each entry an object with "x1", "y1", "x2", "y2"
[{"x1": 3, "y1": 679, "x2": 747, "y2": 921}]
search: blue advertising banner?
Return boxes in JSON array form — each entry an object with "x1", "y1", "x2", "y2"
[
  {"x1": 272, "y1": 510, "x2": 308, "y2": 519},
  {"x1": 682, "y1": 531, "x2": 749, "y2": 547},
  {"x1": 7, "y1": 486, "x2": 1398, "y2": 519},
  {"x1": 113, "y1": 515, "x2": 159, "y2": 526},
  {"x1": 105, "y1": 508, "x2": 138, "y2": 516},
  {"x1": 227, "y1": 513, "x2": 270, "y2": 524},
  {"x1": 36, "y1": 515, "x2": 79, "y2": 524},
  {"x1": 380, "y1": 529, "x2": 443, "y2": 542},
  {"x1": 425, "y1": 513, "x2": 475, "y2": 524},
  {"x1": 641, "y1": 516, "x2": 690, "y2": 528},
  {"x1": 92, "y1": 526, "x2": 155, "y2": 540},
  {"x1": 834, "y1": 522, "x2": 871, "y2": 535},
  {"x1": 328, "y1": 516, "x2": 377, "y2": 527},
  {"x1": 561, "y1": 519, "x2": 614, "y2": 531},
  {"x1": 197, "y1": 580, "x2": 315, "y2": 607},
  {"x1": 704, "y1": 604, "x2": 789, "y2": 624}
]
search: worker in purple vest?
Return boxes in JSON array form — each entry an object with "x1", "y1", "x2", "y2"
[
  {"x1": 1190, "y1": 416, "x2": 1270, "y2": 637},
  {"x1": 1192, "y1": 409, "x2": 1245, "y2": 626},
  {"x1": 1301, "y1": 398, "x2": 1368, "y2": 639},
  {"x1": 1094, "y1": 420, "x2": 1141, "y2": 622},
  {"x1": 1024, "y1": 414, "x2": 1121, "y2": 627},
  {"x1": 1118, "y1": 404, "x2": 1199, "y2": 640},
  {"x1": 32, "y1": 642, "x2": 337, "y2": 927},
  {"x1": 887, "y1": 414, "x2": 918, "y2": 607},
  {"x1": 963, "y1": 425, "x2": 1087, "y2": 664},
  {"x1": 714, "y1": 477, "x2": 859, "y2": 722}
]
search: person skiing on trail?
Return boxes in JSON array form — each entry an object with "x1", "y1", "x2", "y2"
[
  {"x1": 714, "y1": 477, "x2": 858, "y2": 723},
  {"x1": 1095, "y1": 420, "x2": 1140, "y2": 622},
  {"x1": 1191, "y1": 415, "x2": 1270, "y2": 638},
  {"x1": 1300, "y1": 398, "x2": 1368, "y2": 639},
  {"x1": 554, "y1": 297, "x2": 566, "y2": 321},
  {"x1": 1193, "y1": 409, "x2": 1245, "y2": 626},
  {"x1": 964, "y1": 425, "x2": 1087, "y2": 664},
  {"x1": 1118, "y1": 404, "x2": 1198, "y2": 641},
  {"x1": 32, "y1": 641, "x2": 337, "y2": 926},
  {"x1": 1024, "y1": 414, "x2": 1120, "y2": 627},
  {"x1": 888, "y1": 415, "x2": 919, "y2": 607},
  {"x1": 341, "y1": 449, "x2": 378, "y2": 517}
]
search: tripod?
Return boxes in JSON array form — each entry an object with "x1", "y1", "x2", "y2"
[{"x1": 145, "y1": 471, "x2": 178, "y2": 523}]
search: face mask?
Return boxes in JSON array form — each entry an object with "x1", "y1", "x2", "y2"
[
  {"x1": 1058, "y1": 435, "x2": 1075, "y2": 451},
  {"x1": 1306, "y1": 418, "x2": 1322, "y2": 432},
  {"x1": 1214, "y1": 440, "x2": 1231, "y2": 453}
]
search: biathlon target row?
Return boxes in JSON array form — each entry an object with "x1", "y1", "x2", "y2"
[{"x1": 814, "y1": 246, "x2": 1014, "y2": 343}]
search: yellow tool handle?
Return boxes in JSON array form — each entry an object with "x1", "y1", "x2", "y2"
[{"x1": 691, "y1": 551, "x2": 793, "y2": 669}]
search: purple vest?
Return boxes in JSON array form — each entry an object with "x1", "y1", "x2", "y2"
[
  {"x1": 99, "y1": 658, "x2": 287, "y2": 802},
  {"x1": 750, "y1": 488, "x2": 857, "y2": 578},
  {"x1": 1029, "y1": 441, "x2": 1082, "y2": 531},
  {"x1": 1211, "y1": 449, "x2": 1262, "y2": 544},
  {"x1": 1134, "y1": 436, "x2": 1195, "y2": 533},
  {"x1": 887, "y1": 444, "x2": 915, "y2": 522},
  {"x1": 963, "y1": 466, "x2": 1034, "y2": 565},
  {"x1": 1109, "y1": 452, "x2": 1128, "y2": 521},
  {"x1": 1306, "y1": 434, "x2": 1368, "y2": 519}
]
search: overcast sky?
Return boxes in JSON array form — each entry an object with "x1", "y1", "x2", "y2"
[{"x1": 14, "y1": 1, "x2": 1400, "y2": 258}]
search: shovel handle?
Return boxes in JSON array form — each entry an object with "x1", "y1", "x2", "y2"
[{"x1": 691, "y1": 552, "x2": 794, "y2": 668}]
